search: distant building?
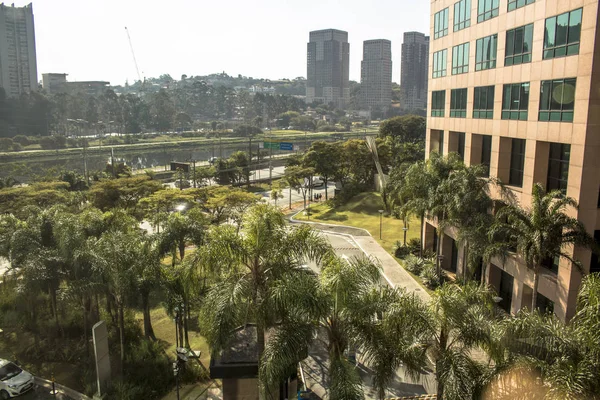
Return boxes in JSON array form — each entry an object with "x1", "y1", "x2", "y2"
[
  {"x1": 400, "y1": 32, "x2": 429, "y2": 111},
  {"x1": 360, "y1": 39, "x2": 392, "y2": 113},
  {"x1": 0, "y1": 3, "x2": 37, "y2": 97},
  {"x1": 306, "y1": 29, "x2": 349, "y2": 109},
  {"x1": 42, "y1": 73, "x2": 67, "y2": 94},
  {"x1": 41, "y1": 74, "x2": 109, "y2": 96}
]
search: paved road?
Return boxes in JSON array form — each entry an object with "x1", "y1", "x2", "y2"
[{"x1": 11, "y1": 385, "x2": 70, "y2": 399}]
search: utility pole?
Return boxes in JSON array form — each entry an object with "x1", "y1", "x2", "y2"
[{"x1": 187, "y1": 158, "x2": 197, "y2": 188}]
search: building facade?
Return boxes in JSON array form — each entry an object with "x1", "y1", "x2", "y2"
[
  {"x1": 41, "y1": 74, "x2": 110, "y2": 96},
  {"x1": 401, "y1": 32, "x2": 430, "y2": 111},
  {"x1": 306, "y1": 29, "x2": 350, "y2": 109},
  {"x1": 42, "y1": 73, "x2": 67, "y2": 94},
  {"x1": 426, "y1": 0, "x2": 600, "y2": 321},
  {"x1": 360, "y1": 39, "x2": 392, "y2": 113},
  {"x1": 0, "y1": 3, "x2": 37, "y2": 97}
]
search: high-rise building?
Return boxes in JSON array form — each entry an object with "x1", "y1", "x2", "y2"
[
  {"x1": 0, "y1": 3, "x2": 37, "y2": 97},
  {"x1": 426, "y1": 0, "x2": 600, "y2": 321},
  {"x1": 306, "y1": 29, "x2": 349, "y2": 109},
  {"x1": 401, "y1": 32, "x2": 429, "y2": 111},
  {"x1": 360, "y1": 39, "x2": 392, "y2": 113}
]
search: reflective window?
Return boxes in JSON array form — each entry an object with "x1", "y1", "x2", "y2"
[
  {"x1": 477, "y1": 0, "x2": 499, "y2": 23},
  {"x1": 435, "y1": 8, "x2": 449, "y2": 39},
  {"x1": 544, "y1": 9, "x2": 582, "y2": 59},
  {"x1": 431, "y1": 90, "x2": 446, "y2": 117},
  {"x1": 505, "y1": 24, "x2": 533, "y2": 66},
  {"x1": 473, "y1": 85, "x2": 495, "y2": 119},
  {"x1": 454, "y1": 0, "x2": 471, "y2": 32},
  {"x1": 450, "y1": 88, "x2": 468, "y2": 118},
  {"x1": 539, "y1": 78, "x2": 576, "y2": 122},
  {"x1": 452, "y1": 42, "x2": 470, "y2": 75},
  {"x1": 502, "y1": 82, "x2": 529, "y2": 120},
  {"x1": 475, "y1": 34, "x2": 497, "y2": 71},
  {"x1": 432, "y1": 49, "x2": 448, "y2": 78},
  {"x1": 508, "y1": 0, "x2": 534, "y2": 12}
]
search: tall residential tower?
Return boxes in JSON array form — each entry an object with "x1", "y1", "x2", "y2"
[
  {"x1": 426, "y1": 0, "x2": 600, "y2": 321},
  {"x1": 360, "y1": 39, "x2": 392, "y2": 113},
  {"x1": 306, "y1": 29, "x2": 349, "y2": 109},
  {"x1": 401, "y1": 32, "x2": 430, "y2": 111},
  {"x1": 0, "y1": 3, "x2": 37, "y2": 97}
]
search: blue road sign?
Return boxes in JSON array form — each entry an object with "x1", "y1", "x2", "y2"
[{"x1": 280, "y1": 142, "x2": 293, "y2": 151}]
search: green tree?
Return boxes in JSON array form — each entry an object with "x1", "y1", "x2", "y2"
[
  {"x1": 149, "y1": 89, "x2": 176, "y2": 131},
  {"x1": 303, "y1": 140, "x2": 338, "y2": 200},
  {"x1": 197, "y1": 204, "x2": 332, "y2": 396},
  {"x1": 276, "y1": 111, "x2": 300, "y2": 127},
  {"x1": 379, "y1": 115, "x2": 426, "y2": 143},
  {"x1": 91, "y1": 230, "x2": 143, "y2": 374},
  {"x1": 263, "y1": 255, "x2": 430, "y2": 400},
  {"x1": 283, "y1": 165, "x2": 314, "y2": 209},
  {"x1": 90, "y1": 175, "x2": 163, "y2": 213},
  {"x1": 490, "y1": 183, "x2": 596, "y2": 311}
]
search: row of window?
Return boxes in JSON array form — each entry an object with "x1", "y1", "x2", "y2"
[
  {"x1": 438, "y1": 0, "x2": 537, "y2": 37},
  {"x1": 432, "y1": 8, "x2": 583, "y2": 78},
  {"x1": 431, "y1": 78, "x2": 576, "y2": 122},
  {"x1": 431, "y1": 132, "x2": 570, "y2": 193}
]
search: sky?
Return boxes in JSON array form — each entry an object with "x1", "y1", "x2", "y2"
[{"x1": 29, "y1": 0, "x2": 429, "y2": 86}]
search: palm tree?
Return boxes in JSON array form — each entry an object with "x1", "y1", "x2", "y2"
[
  {"x1": 157, "y1": 208, "x2": 207, "y2": 264},
  {"x1": 499, "y1": 273, "x2": 600, "y2": 399},
  {"x1": 491, "y1": 183, "x2": 596, "y2": 311},
  {"x1": 197, "y1": 203, "x2": 332, "y2": 396},
  {"x1": 440, "y1": 164, "x2": 495, "y2": 281},
  {"x1": 91, "y1": 230, "x2": 142, "y2": 375},
  {"x1": 260, "y1": 254, "x2": 431, "y2": 400}
]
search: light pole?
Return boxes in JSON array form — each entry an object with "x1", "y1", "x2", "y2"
[
  {"x1": 172, "y1": 362, "x2": 180, "y2": 400},
  {"x1": 378, "y1": 210, "x2": 384, "y2": 240}
]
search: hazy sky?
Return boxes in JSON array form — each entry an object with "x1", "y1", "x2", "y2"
[{"x1": 30, "y1": 0, "x2": 429, "y2": 86}]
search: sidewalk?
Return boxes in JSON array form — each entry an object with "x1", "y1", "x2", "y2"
[{"x1": 288, "y1": 215, "x2": 430, "y2": 302}]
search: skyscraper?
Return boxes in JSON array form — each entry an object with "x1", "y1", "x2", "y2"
[
  {"x1": 426, "y1": 0, "x2": 600, "y2": 321},
  {"x1": 0, "y1": 3, "x2": 37, "y2": 97},
  {"x1": 400, "y1": 32, "x2": 429, "y2": 111},
  {"x1": 306, "y1": 29, "x2": 349, "y2": 109},
  {"x1": 360, "y1": 39, "x2": 392, "y2": 113}
]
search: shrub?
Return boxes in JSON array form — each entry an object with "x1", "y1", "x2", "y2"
[
  {"x1": 393, "y1": 241, "x2": 412, "y2": 259},
  {"x1": 0, "y1": 137, "x2": 13, "y2": 151},
  {"x1": 106, "y1": 137, "x2": 121, "y2": 145},
  {"x1": 332, "y1": 182, "x2": 364, "y2": 206},
  {"x1": 406, "y1": 238, "x2": 422, "y2": 256},
  {"x1": 404, "y1": 254, "x2": 425, "y2": 274},
  {"x1": 420, "y1": 262, "x2": 441, "y2": 289},
  {"x1": 66, "y1": 138, "x2": 78, "y2": 147},
  {"x1": 11, "y1": 143, "x2": 22, "y2": 151},
  {"x1": 13, "y1": 135, "x2": 30, "y2": 146}
]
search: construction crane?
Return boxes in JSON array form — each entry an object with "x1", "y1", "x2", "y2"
[{"x1": 125, "y1": 27, "x2": 144, "y2": 92}]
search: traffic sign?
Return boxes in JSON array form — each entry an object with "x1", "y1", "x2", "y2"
[{"x1": 279, "y1": 142, "x2": 293, "y2": 151}]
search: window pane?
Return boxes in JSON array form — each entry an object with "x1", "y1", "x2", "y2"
[
  {"x1": 514, "y1": 28, "x2": 524, "y2": 54},
  {"x1": 561, "y1": 80, "x2": 576, "y2": 111},
  {"x1": 555, "y1": 13, "x2": 569, "y2": 46},
  {"x1": 511, "y1": 85, "x2": 520, "y2": 110},
  {"x1": 545, "y1": 17, "x2": 556, "y2": 48},
  {"x1": 568, "y1": 9, "x2": 582, "y2": 44},
  {"x1": 487, "y1": 86, "x2": 495, "y2": 109},
  {"x1": 503, "y1": 85, "x2": 511, "y2": 110},
  {"x1": 524, "y1": 24, "x2": 533, "y2": 53},
  {"x1": 476, "y1": 39, "x2": 483, "y2": 63}
]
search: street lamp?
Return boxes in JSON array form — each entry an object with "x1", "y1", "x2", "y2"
[
  {"x1": 402, "y1": 226, "x2": 409, "y2": 246},
  {"x1": 172, "y1": 362, "x2": 180, "y2": 400},
  {"x1": 378, "y1": 210, "x2": 384, "y2": 240}
]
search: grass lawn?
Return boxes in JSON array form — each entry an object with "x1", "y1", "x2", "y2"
[{"x1": 295, "y1": 192, "x2": 421, "y2": 256}]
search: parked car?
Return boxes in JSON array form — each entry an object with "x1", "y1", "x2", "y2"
[
  {"x1": 0, "y1": 359, "x2": 34, "y2": 399},
  {"x1": 208, "y1": 157, "x2": 218, "y2": 164}
]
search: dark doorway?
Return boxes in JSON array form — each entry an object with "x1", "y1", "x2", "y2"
[{"x1": 498, "y1": 270, "x2": 514, "y2": 313}]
